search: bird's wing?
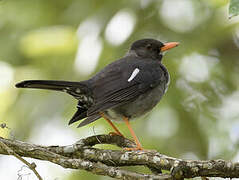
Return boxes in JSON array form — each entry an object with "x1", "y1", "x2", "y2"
[{"x1": 87, "y1": 58, "x2": 168, "y2": 116}]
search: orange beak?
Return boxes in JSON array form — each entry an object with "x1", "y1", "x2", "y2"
[{"x1": 161, "y1": 42, "x2": 179, "y2": 52}]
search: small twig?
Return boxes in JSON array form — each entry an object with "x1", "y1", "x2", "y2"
[
  {"x1": 92, "y1": 126, "x2": 102, "y2": 144},
  {"x1": 0, "y1": 140, "x2": 43, "y2": 180}
]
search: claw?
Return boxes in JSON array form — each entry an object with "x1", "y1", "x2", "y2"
[
  {"x1": 123, "y1": 146, "x2": 143, "y2": 151},
  {"x1": 109, "y1": 131, "x2": 125, "y2": 138}
]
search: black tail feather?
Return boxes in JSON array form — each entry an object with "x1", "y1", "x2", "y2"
[
  {"x1": 68, "y1": 108, "x2": 87, "y2": 125},
  {"x1": 15, "y1": 80, "x2": 84, "y2": 91},
  {"x1": 77, "y1": 114, "x2": 101, "y2": 128}
]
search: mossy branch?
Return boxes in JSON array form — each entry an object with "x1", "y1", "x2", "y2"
[{"x1": 0, "y1": 134, "x2": 239, "y2": 179}]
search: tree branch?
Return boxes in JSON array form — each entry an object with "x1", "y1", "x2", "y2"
[
  {"x1": 0, "y1": 140, "x2": 43, "y2": 180},
  {"x1": 0, "y1": 134, "x2": 238, "y2": 179}
]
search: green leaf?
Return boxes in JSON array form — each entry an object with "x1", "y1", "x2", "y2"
[{"x1": 229, "y1": 0, "x2": 239, "y2": 18}]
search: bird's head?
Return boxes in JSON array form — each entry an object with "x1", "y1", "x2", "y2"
[{"x1": 129, "y1": 39, "x2": 179, "y2": 61}]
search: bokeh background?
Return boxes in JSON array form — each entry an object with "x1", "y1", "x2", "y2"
[{"x1": 0, "y1": 0, "x2": 239, "y2": 179}]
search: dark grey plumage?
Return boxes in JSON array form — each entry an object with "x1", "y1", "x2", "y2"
[{"x1": 16, "y1": 38, "x2": 176, "y2": 128}]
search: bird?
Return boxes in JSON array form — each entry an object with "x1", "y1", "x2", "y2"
[{"x1": 16, "y1": 39, "x2": 179, "y2": 150}]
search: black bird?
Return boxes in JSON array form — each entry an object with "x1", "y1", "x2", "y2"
[{"x1": 16, "y1": 39, "x2": 179, "y2": 150}]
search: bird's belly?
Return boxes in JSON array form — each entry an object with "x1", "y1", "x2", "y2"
[{"x1": 104, "y1": 84, "x2": 166, "y2": 122}]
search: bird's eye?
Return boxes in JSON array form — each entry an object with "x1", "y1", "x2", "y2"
[{"x1": 146, "y1": 44, "x2": 152, "y2": 50}]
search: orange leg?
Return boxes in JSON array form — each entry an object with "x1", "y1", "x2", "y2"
[
  {"x1": 99, "y1": 112, "x2": 124, "y2": 137},
  {"x1": 123, "y1": 117, "x2": 143, "y2": 150}
]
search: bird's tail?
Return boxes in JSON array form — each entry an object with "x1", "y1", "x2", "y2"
[
  {"x1": 16, "y1": 80, "x2": 85, "y2": 92},
  {"x1": 16, "y1": 80, "x2": 96, "y2": 125},
  {"x1": 15, "y1": 80, "x2": 93, "y2": 102}
]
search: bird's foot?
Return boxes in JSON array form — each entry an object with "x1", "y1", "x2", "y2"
[
  {"x1": 123, "y1": 145, "x2": 143, "y2": 151},
  {"x1": 109, "y1": 131, "x2": 125, "y2": 138},
  {"x1": 123, "y1": 147, "x2": 155, "y2": 152}
]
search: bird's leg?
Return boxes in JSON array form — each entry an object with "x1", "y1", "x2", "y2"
[
  {"x1": 99, "y1": 112, "x2": 124, "y2": 137},
  {"x1": 123, "y1": 117, "x2": 143, "y2": 151}
]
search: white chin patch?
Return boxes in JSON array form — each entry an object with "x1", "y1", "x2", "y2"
[{"x1": 128, "y1": 68, "x2": 140, "y2": 82}]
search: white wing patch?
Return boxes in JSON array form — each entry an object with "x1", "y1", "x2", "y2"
[
  {"x1": 128, "y1": 68, "x2": 140, "y2": 82},
  {"x1": 164, "y1": 73, "x2": 170, "y2": 93}
]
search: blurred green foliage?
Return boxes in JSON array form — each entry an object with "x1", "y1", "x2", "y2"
[
  {"x1": 229, "y1": 0, "x2": 239, "y2": 18},
  {"x1": 0, "y1": 0, "x2": 239, "y2": 179}
]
